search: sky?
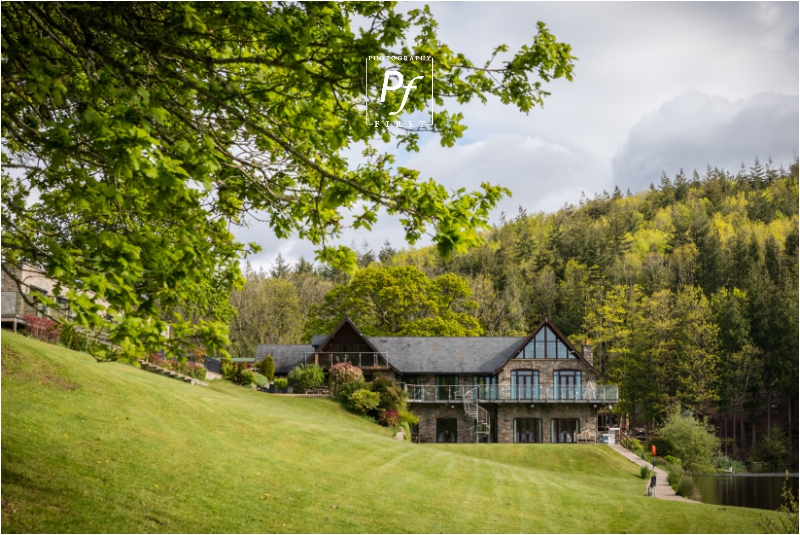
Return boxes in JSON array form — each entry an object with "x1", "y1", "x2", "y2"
[{"x1": 237, "y1": 1, "x2": 799, "y2": 273}]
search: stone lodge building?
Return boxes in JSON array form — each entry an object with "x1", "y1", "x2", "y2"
[{"x1": 256, "y1": 317, "x2": 619, "y2": 444}]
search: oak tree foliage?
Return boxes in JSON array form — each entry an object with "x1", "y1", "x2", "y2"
[{"x1": 1, "y1": 2, "x2": 575, "y2": 357}]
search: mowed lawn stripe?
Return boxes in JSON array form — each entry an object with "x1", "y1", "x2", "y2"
[{"x1": 1, "y1": 332, "x2": 775, "y2": 533}]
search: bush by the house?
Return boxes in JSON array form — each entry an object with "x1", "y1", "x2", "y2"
[
  {"x1": 288, "y1": 364, "x2": 325, "y2": 393},
  {"x1": 183, "y1": 362, "x2": 207, "y2": 380},
  {"x1": 346, "y1": 389, "x2": 381, "y2": 414},
  {"x1": 239, "y1": 369, "x2": 256, "y2": 387},
  {"x1": 369, "y1": 376, "x2": 407, "y2": 412},
  {"x1": 252, "y1": 372, "x2": 268, "y2": 387},
  {"x1": 379, "y1": 409, "x2": 401, "y2": 427},
  {"x1": 655, "y1": 406, "x2": 719, "y2": 473},
  {"x1": 257, "y1": 355, "x2": 275, "y2": 382},
  {"x1": 398, "y1": 409, "x2": 419, "y2": 426},
  {"x1": 21, "y1": 315, "x2": 61, "y2": 344},
  {"x1": 336, "y1": 378, "x2": 367, "y2": 402},
  {"x1": 328, "y1": 362, "x2": 363, "y2": 394},
  {"x1": 398, "y1": 420, "x2": 412, "y2": 441},
  {"x1": 221, "y1": 359, "x2": 234, "y2": 380},
  {"x1": 274, "y1": 377, "x2": 289, "y2": 390}
]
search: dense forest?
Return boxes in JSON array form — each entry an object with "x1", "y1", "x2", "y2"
[{"x1": 228, "y1": 158, "x2": 799, "y2": 462}]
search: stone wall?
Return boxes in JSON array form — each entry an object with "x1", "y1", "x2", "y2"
[
  {"x1": 497, "y1": 358, "x2": 594, "y2": 388},
  {"x1": 413, "y1": 403, "x2": 476, "y2": 444},
  {"x1": 496, "y1": 403, "x2": 597, "y2": 443}
]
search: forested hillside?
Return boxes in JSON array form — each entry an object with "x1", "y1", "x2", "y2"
[{"x1": 229, "y1": 158, "x2": 799, "y2": 461}]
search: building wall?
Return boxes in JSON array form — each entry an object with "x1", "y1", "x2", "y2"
[
  {"x1": 496, "y1": 404, "x2": 597, "y2": 443},
  {"x1": 412, "y1": 402, "x2": 598, "y2": 444},
  {"x1": 497, "y1": 358, "x2": 595, "y2": 389}
]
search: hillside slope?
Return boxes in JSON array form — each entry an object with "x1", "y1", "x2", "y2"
[{"x1": 1, "y1": 332, "x2": 774, "y2": 533}]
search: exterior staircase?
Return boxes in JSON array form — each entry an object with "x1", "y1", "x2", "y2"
[
  {"x1": 461, "y1": 387, "x2": 491, "y2": 443},
  {"x1": 137, "y1": 359, "x2": 208, "y2": 387}
]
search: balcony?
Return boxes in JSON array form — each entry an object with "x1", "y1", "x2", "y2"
[
  {"x1": 404, "y1": 384, "x2": 619, "y2": 404},
  {"x1": 304, "y1": 352, "x2": 390, "y2": 370}
]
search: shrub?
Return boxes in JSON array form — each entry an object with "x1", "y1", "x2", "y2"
[
  {"x1": 665, "y1": 455, "x2": 682, "y2": 468},
  {"x1": 186, "y1": 362, "x2": 207, "y2": 380},
  {"x1": 239, "y1": 369, "x2": 256, "y2": 387},
  {"x1": 369, "y1": 376, "x2": 407, "y2": 412},
  {"x1": 252, "y1": 372, "x2": 268, "y2": 387},
  {"x1": 328, "y1": 362, "x2": 364, "y2": 394},
  {"x1": 288, "y1": 364, "x2": 326, "y2": 393},
  {"x1": 399, "y1": 421, "x2": 412, "y2": 441},
  {"x1": 622, "y1": 436, "x2": 644, "y2": 456},
  {"x1": 257, "y1": 355, "x2": 275, "y2": 382},
  {"x1": 379, "y1": 409, "x2": 401, "y2": 427},
  {"x1": 750, "y1": 427, "x2": 790, "y2": 469},
  {"x1": 221, "y1": 359, "x2": 235, "y2": 380},
  {"x1": 640, "y1": 465, "x2": 652, "y2": 479},
  {"x1": 655, "y1": 406, "x2": 719, "y2": 473},
  {"x1": 336, "y1": 378, "x2": 367, "y2": 403},
  {"x1": 399, "y1": 409, "x2": 419, "y2": 426},
  {"x1": 21, "y1": 315, "x2": 61, "y2": 344},
  {"x1": 346, "y1": 389, "x2": 381, "y2": 414},
  {"x1": 274, "y1": 378, "x2": 289, "y2": 390},
  {"x1": 677, "y1": 477, "x2": 699, "y2": 500}
]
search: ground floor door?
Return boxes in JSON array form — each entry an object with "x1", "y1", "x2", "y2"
[
  {"x1": 437, "y1": 418, "x2": 457, "y2": 443},
  {"x1": 551, "y1": 418, "x2": 579, "y2": 443},
  {"x1": 514, "y1": 418, "x2": 542, "y2": 443}
]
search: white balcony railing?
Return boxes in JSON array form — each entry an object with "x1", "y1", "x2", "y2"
[{"x1": 404, "y1": 384, "x2": 619, "y2": 403}]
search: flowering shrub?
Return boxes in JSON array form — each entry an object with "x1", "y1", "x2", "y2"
[
  {"x1": 379, "y1": 409, "x2": 401, "y2": 427},
  {"x1": 328, "y1": 362, "x2": 363, "y2": 394},
  {"x1": 21, "y1": 315, "x2": 61, "y2": 344}
]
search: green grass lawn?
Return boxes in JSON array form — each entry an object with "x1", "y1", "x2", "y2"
[{"x1": 1, "y1": 331, "x2": 777, "y2": 533}]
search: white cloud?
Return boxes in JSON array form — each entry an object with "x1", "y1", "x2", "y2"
[{"x1": 612, "y1": 91, "x2": 799, "y2": 191}]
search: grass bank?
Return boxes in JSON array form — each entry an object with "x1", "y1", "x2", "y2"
[{"x1": 1, "y1": 332, "x2": 774, "y2": 533}]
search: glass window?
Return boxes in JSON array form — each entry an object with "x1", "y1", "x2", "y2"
[
  {"x1": 437, "y1": 418, "x2": 457, "y2": 443},
  {"x1": 436, "y1": 376, "x2": 458, "y2": 401},
  {"x1": 551, "y1": 418, "x2": 580, "y2": 443},
  {"x1": 554, "y1": 370, "x2": 582, "y2": 400},
  {"x1": 515, "y1": 418, "x2": 542, "y2": 443},
  {"x1": 511, "y1": 370, "x2": 539, "y2": 400},
  {"x1": 473, "y1": 376, "x2": 497, "y2": 400}
]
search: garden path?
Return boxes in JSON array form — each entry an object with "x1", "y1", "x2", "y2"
[{"x1": 607, "y1": 443, "x2": 693, "y2": 503}]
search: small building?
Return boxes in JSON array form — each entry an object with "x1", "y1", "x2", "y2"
[
  {"x1": 255, "y1": 317, "x2": 618, "y2": 444},
  {"x1": 1, "y1": 262, "x2": 71, "y2": 332}
]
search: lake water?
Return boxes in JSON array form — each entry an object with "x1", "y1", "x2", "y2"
[{"x1": 689, "y1": 473, "x2": 799, "y2": 511}]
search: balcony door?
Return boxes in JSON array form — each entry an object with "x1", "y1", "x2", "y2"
[
  {"x1": 554, "y1": 370, "x2": 581, "y2": 400},
  {"x1": 511, "y1": 370, "x2": 538, "y2": 400},
  {"x1": 436, "y1": 376, "x2": 458, "y2": 401},
  {"x1": 473, "y1": 376, "x2": 497, "y2": 400}
]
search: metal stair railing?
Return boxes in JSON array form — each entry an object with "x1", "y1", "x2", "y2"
[{"x1": 461, "y1": 387, "x2": 491, "y2": 443}]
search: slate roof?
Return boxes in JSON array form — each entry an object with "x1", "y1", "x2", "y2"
[
  {"x1": 255, "y1": 344, "x2": 312, "y2": 374},
  {"x1": 254, "y1": 337, "x2": 526, "y2": 375},
  {"x1": 366, "y1": 336, "x2": 526, "y2": 374},
  {"x1": 311, "y1": 335, "x2": 328, "y2": 348}
]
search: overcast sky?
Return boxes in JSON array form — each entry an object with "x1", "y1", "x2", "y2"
[{"x1": 238, "y1": 1, "x2": 799, "y2": 273}]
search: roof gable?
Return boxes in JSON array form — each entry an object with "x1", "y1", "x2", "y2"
[{"x1": 493, "y1": 318, "x2": 600, "y2": 376}]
